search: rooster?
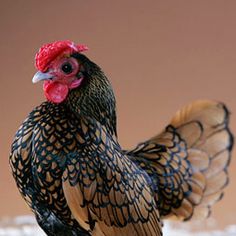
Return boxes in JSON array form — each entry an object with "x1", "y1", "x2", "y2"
[{"x1": 10, "y1": 40, "x2": 233, "y2": 236}]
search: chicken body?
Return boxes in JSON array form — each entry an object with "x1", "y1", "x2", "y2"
[{"x1": 10, "y1": 41, "x2": 234, "y2": 236}]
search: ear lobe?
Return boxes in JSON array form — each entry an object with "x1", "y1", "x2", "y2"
[{"x1": 69, "y1": 77, "x2": 84, "y2": 89}]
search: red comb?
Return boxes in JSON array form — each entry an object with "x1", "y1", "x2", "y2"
[{"x1": 35, "y1": 40, "x2": 88, "y2": 72}]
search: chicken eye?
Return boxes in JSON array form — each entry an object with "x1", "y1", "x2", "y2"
[{"x1": 61, "y1": 62, "x2": 73, "y2": 74}]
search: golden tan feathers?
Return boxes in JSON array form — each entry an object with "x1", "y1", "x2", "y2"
[
  {"x1": 128, "y1": 100, "x2": 233, "y2": 223},
  {"x1": 170, "y1": 100, "x2": 233, "y2": 220},
  {"x1": 10, "y1": 100, "x2": 233, "y2": 236}
]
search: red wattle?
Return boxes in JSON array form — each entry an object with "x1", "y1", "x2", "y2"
[{"x1": 43, "y1": 81, "x2": 69, "y2": 104}]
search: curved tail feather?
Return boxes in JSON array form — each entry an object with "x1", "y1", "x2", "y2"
[
  {"x1": 170, "y1": 100, "x2": 233, "y2": 220},
  {"x1": 128, "y1": 100, "x2": 234, "y2": 221}
]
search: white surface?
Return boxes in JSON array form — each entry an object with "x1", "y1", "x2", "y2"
[{"x1": 0, "y1": 216, "x2": 235, "y2": 236}]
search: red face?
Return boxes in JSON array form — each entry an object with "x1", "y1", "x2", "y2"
[
  {"x1": 33, "y1": 56, "x2": 84, "y2": 103},
  {"x1": 45, "y1": 56, "x2": 83, "y2": 103},
  {"x1": 32, "y1": 40, "x2": 88, "y2": 104}
]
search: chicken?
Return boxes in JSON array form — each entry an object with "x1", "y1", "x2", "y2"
[{"x1": 9, "y1": 40, "x2": 234, "y2": 236}]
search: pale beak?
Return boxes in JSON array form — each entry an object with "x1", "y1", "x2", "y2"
[{"x1": 32, "y1": 71, "x2": 53, "y2": 83}]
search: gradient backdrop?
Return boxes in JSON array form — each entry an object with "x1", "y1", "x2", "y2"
[{"x1": 1, "y1": 0, "x2": 236, "y2": 232}]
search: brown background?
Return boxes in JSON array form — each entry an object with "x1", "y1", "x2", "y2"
[{"x1": 1, "y1": 0, "x2": 236, "y2": 231}]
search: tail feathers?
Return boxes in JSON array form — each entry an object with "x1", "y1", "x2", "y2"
[
  {"x1": 169, "y1": 100, "x2": 233, "y2": 220},
  {"x1": 128, "y1": 100, "x2": 233, "y2": 222}
]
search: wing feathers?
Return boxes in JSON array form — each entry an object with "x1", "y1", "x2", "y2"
[{"x1": 62, "y1": 179, "x2": 91, "y2": 232}]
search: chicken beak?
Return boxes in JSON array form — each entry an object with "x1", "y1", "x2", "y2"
[{"x1": 32, "y1": 71, "x2": 53, "y2": 83}]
